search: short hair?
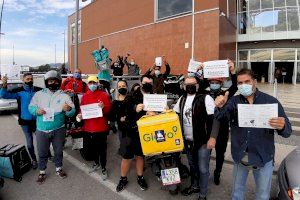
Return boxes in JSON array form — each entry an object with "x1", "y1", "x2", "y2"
[
  {"x1": 23, "y1": 73, "x2": 33, "y2": 78},
  {"x1": 131, "y1": 83, "x2": 140, "y2": 92},
  {"x1": 237, "y1": 68, "x2": 256, "y2": 80},
  {"x1": 140, "y1": 74, "x2": 153, "y2": 82},
  {"x1": 117, "y1": 79, "x2": 128, "y2": 87}
]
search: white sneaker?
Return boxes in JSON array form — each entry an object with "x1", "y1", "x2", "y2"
[
  {"x1": 101, "y1": 169, "x2": 108, "y2": 181},
  {"x1": 89, "y1": 164, "x2": 101, "y2": 173}
]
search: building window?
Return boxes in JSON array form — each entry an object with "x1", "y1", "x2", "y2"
[
  {"x1": 71, "y1": 20, "x2": 81, "y2": 44},
  {"x1": 156, "y1": 0, "x2": 192, "y2": 20}
]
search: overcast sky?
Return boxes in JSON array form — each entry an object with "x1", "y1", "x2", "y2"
[{"x1": 0, "y1": 0, "x2": 91, "y2": 67}]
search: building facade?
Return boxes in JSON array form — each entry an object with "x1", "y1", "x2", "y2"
[
  {"x1": 237, "y1": 0, "x2": 300, "y2": 84},
  {"x1": 68, "y1": 0, "x2": 237, "y2": 75}
]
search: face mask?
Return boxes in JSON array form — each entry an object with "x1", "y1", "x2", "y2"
[
  {"x1": 131, "y1": 62, "x2": 135, "y2": 65},
  {"x1": 210, "y1": 83, "x2": 221, "y2": 91},
  {"x1": 142, "y1": 83, "x2": 153, "y2": 93},
  {"x1": 47, "y1": 83, "x2": 60, "y2": 91},
  {"x1": 238, "y1": 84, "x2": 253, "y2": 97},
  {"x1": 24, "y1": 81, "x2": 33, "y2": 87},
  {"x1": 154, "y1": 70, "x2": 161, "y2": 76},
  {"x1": 74, "y1": 72, "x2": 81, "y2": 79},
  {"x1": 185, "y1": 85, "x2": 197, "y2": 95},
  {"x1": 118, "y1": 88, "x2": 127, "y2": 95},
  {"x1": 88, "y1": 84, "x2": 98, "y2": 92}
]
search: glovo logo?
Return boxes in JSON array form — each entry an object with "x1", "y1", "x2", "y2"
[{"x1": 143, "y1": 126, "x2": 178, "y2": 143}]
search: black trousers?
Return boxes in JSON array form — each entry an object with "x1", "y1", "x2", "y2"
[
  {"x1": 215, "y1": 123, "x2": 229, "y2": 174},
  {"x1": 85, "y1": 132, "x2": 108, "y2": 169}
]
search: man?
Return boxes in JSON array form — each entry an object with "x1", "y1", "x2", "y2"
[
  {"x1": 207, "y1": 60, "x2": 238, "y2": 185},
  {"x1": 115, "y1": 75, "x2": 153, "y2": 192},
  {"x1": 145, "y1": 56, "x2": 170, "y2": 94},
  {"x1": 29, "y1": 70, "x2": 75, "y2": 184},
  {"x1": 0, "y1": 73, "x2": 41, "y2": 169},
  {"x1": 173, "y1": 75, "x2": 218, "y2": 200},
  {"x1": 124, "y1": 53, "x2": 140, "y2": 76},
  {"x1": 111, "y1": 55, "x2": 125, "y2": 76},
  {"x1": 61, "y1": 68, "x2": 88, "y2": 94},
  {"x1": 214, "y1": 68, "x2": 292, "y2": 200},
  {"x1": 77, "y1": 75, "x2": 112, "y2": 180}
]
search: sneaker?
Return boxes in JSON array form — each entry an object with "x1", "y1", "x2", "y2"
[
  {"x1": 89, "y1": 164, "x2": 101, "y2": 173},
  {"x1": 181, "y1": 186, "x2": 200, "y2": 196},
  {"x1": 116, "y1": 178, "x2": 128, "y2": 192},
  {"x1": 137, "y1": 176, "x2": 148, "y2": 191},
  {"x1": 32, "y1": 160, "x2": 38, "y2": 170},
  {"x1": 101, "y1": 169, "x2": 108, "y2": 181},
  {"x1": 36, "y1": 173, "x2": 46, "y2": 184},
  {"x1": 56, "y1": 169, "x2": 67, "y2": 179},
  {"x1": 214, "y1": 170, "x2": 220, "y2": 185}
]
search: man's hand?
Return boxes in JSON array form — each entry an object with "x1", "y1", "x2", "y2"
[
  {"x1": 207, "y1": 137, "x2": 216, "y2": 150},
  {"x1": 196, "y1": 63, "x2": 204, "y2": 72},
  {"x1": 1, "y1": 76, "x2": 8, "y2": 88},
  {"x1": 36, "y1": 108, "x2": 46, "y2": 116},
  {"x1": 136, "y1": 104, "x2": 144, "y2": 113},
  {"x1": 63, "y1": 103, "x2": 72, "y2": 112},
  {"x1": 162, "y1": 55, "x2": 167, "y2": 64},
  {"x1": 228, "y1": 59, "x2": 235, "y2": 75},
  {"x1": 99, "y1": 101, "x2": 104, "y2": 109},
  {"x1": 269, "y1": 117, "x2": 285, "y2": 130},
  {"x1": 76, "y1": 114, "x2": 82, "y2": 122},
  {"x1": 120, "y1": 116, "x2": 126, "y2": 122},
  {"x1": 215, "y1": 91, "x2": 229, "y2": 108}
]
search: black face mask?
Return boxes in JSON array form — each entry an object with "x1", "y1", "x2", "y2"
[
  {"x1": 47, "y1": 83, "x2": 60, "y2": 91},
  {"x1": 185, "y1": 85, "x2": 197, "y2": 95},
  {"x1": 142, "y1": 83, "x2": 153, "y2": 93},
  {"x1": 118, "y1": 88, "x2": 127, "y2": 95},
  {"x1": 25, "y1": 81, "x2": 33, "y2": 87}
]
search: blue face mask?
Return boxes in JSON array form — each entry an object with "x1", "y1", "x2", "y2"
[
  {"x1": 74, "y1": 72, "x2": 81, "y2": 79},
  {"x1": 238, "y1": 84, "x2": 253, "y2": 97},
  {"x1": 88, "y1": 84, "x2": 98, "y2": 92},
  {"x1": 210, "y1": 83, "x2": 221, "y2": 91}
]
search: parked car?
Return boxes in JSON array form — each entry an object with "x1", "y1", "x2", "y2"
[
  {"x1": 278, "y1": 148, "x2": 300, "y2": 200},
  {"x1": 0, "y1": 80, "x2": 23, "y2": 112}
]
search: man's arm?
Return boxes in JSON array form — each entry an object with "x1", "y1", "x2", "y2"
[
  {"x1": 273, "y1": 101, "x2": 292, "y2": 138},
  {"x1": 214, "y1": 92, "x2": 235, "y2": 121},
  {"x1": 226, "y1": 74, "x2": 238, "y2": 98},
  {"x1": 163, "y1": 63, "x2": 171, "y2": 79},
  {"x1": 0, "y1": 88, "x2": 19, "y2": 99},
  {"x1": 28, "y1": 93, "x2": 39, "y2": 116}
]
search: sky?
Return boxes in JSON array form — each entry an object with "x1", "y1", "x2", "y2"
[{"x1": 0, "y1": 0, "x2": 91, "y2": 67}]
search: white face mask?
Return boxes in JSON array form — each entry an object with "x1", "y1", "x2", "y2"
[{"x1": 131, "y1": 62, "x2": 135, "y2": 65}]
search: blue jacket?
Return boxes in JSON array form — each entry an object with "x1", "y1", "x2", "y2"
[
  {"x1": 214, "y1": 90, "x2": 292, "y2": 167},
  {"x1": 0, "y1": 86, "x2": 41, "y2": 125}
]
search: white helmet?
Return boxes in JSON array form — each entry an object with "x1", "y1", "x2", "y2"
[{"x1": 44, "y1": 70, "x2": 62, "y2": 81}]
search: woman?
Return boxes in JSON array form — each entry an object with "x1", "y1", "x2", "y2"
[
  {"x1": 110, "y1": 80, "x2": 129, "y2": 141},
  {"x1": 77, "y1": 75, "x2": 112, "y2": 180}
]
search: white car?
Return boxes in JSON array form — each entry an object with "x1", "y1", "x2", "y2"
[{"x1": 0, "y1": 80, "x2": 23, "y2": 111}]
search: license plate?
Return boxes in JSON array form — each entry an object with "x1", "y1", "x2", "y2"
[{"x1": 161, "y1": 167, "x2": 181, "y2": 186}]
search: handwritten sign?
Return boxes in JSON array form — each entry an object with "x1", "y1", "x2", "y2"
[
  {"x1": 80, "y1": 103, "x2": 103, "y2": 119},
  {"x1": 143, "y1": 94, "x2": 167, "y2": 112},
  {"x1": 188, "y1": 59, "x2": 201, "y2": 73},
  {"x1": 203, "y1": 60, "x2": 229, "y2": 78}
]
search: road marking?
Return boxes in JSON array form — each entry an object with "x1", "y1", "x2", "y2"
[
  {"x1": 11, "y1": 114, "x2": 143, "y2": 200},
  {"x1": 63, "y1": 152, "x2": 143, "y2": 200}
]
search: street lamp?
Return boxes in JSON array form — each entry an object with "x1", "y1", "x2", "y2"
[
  {"x1": 62, "y1": 31, "x2": 65, "y2": 67},
  {"x1": 74, "y1": 0, "x2": 87, "y2": 71}
]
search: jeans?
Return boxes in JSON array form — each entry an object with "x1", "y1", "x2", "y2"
[
  {"x1": 36, "y1": 127, "x2": 66, "y2": 170},
  {"x1": 232, "y1": 160, "x2": 273, "y2": 200},
  {"x1": 21, "y1": 125, "x2": 37, "y2": 161},
  {"x1": 186, "y1": 145, "x2": 211, "y2": 198}
]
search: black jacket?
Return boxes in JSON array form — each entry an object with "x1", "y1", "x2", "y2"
[{"x1": 177, "y1": 93, "x2": 214, "y2": 150}]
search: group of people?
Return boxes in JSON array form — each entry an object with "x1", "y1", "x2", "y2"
[{"x1": 0, "y1": 57, "x2": 292, "y2": 200}]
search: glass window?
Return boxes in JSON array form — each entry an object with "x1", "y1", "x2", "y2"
[
  {"x1": 273, "y1": 49, "x2": 295, "y2": 60},
  {"x1": 287, "y1": 7, "x2": 300, "y2": 31},
  {"x1": 274, "y1": 0, "x2": 285, "y2": 7},
  {"x1": 157, "y1": 0, "x2": 192, "y2": 20},
  {"x1": 239, "y1": 50, "x2": 248, "y2": 61},
  {"x1": 238, "y1": 62, "x2": 248, "y2": 70},
  {"x1": 286, "y1": 0, "x2": 298, "y2": 6},
  {"x1": 249, "y1": 11, "x2": 262, "y2": 34},
  {"x1": 249, "y1": 0, "x2": 260, "y2": 11},
  {"x1": 274, "y1": 8, "x2": 287, "y2": 32},
  {"x1": 250, "y1": 50, "x2": 272, "y2": 61},
  {"x1": 261, "y1": 0, "x2": 273, "y2": 9},
  {"x1": 238, "y1": 12, "x2": 248, "y2": 34}
]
